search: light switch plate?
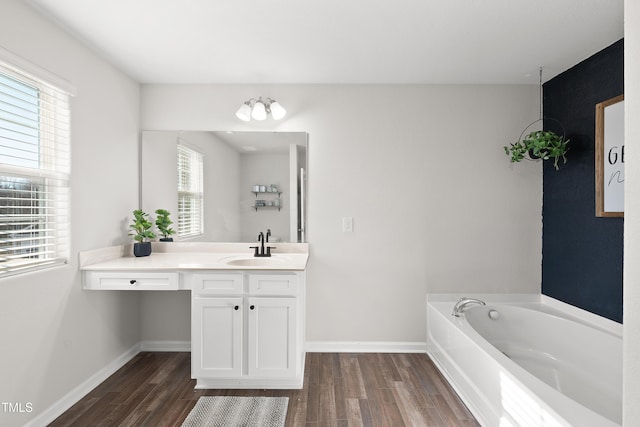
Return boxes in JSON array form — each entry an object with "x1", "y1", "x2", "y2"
[{"x1": 343, "y1": 217, "x2": 353, "y2": 233}]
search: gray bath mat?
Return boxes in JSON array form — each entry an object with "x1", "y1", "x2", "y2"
[{"x1": 181, "y1": 396, "x2": 289, "y2": 427}]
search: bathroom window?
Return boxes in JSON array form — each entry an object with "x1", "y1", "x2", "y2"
[
  {"x1": 0, "y1": 63, "x2": 71, "y2": 278},
  {"x1": 177, "y1": 143, "x2": 203, "y2": 238}
]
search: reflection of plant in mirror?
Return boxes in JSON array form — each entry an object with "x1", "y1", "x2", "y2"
[
  {"x1": 504, "y1": 130, "x2": 569, "y2": 170},
  {"x1": 129, "y1": 209, "x2": 156, "y2": 242},
  {"x1": 155, "y1": 209, "x2": 176, "y2": 240}
]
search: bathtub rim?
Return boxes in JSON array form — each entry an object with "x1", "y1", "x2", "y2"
[
  {"x1": 426, "y1": 293, "x2": 621, "y2": 427},
  {"x1": 428, "y1": 293, "x2": 621, "y2": 337}
]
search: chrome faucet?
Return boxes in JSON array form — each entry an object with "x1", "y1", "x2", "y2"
[
  {"x1": 452, "y1": 297, "x2": 486, "y2": 317},
  {"x1": 250, "y1": 230, "x2": 275, "y2": 257}
]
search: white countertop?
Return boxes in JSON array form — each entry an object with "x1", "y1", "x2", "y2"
[{"x1": 79, "y1": 242, "x2": 309, "y2": 271}]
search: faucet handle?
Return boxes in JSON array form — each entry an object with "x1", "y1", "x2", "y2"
[
  {"x1": 249, "y1": 246, "x2": 259, "y2": 257},
  {"x1": 266, "y1": 246, "x2": 276, "y2": 256}
]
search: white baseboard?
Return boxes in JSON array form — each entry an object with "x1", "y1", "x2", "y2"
[
  {"x1": 24, "y1": 343, "x2": 140, "y2": 427},
  {"x1": 139, "y1": 340, "x2": 191, "y2": 352},
  {"x1": 305, "y1": 341, "x2": 427, "y2": 353}
]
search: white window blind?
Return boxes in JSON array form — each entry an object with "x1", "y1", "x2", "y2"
[
  {"x1": 0, "y1": 63, "x2": 70, "y2": 277},
  {"x1": 177, "y1": 143, "x2": 203, "y2": 238}
]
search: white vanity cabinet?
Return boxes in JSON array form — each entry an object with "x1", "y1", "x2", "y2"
[
  {"x1": 188, "y1": 271, "x2": 305, "y2": 389},
  {"x1": 79, "y1": 243, "x2": 309, "y2": 390}
]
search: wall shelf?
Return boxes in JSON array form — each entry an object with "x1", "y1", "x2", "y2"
[
  {"x1": 253, "y1": 191, "x2": 282, "y2": 197},
  {"x1": 252, "y1": 188, "x2": 282, "y2": 211},
  {"x1": 253, "y1": 205, "x2": 282, "y2": 212}
]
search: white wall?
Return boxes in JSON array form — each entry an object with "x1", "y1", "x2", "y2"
[
  {"x1": 141, "y1": 131, "x2": 179, "y2": 229},
  {"x1": 140, "y1": 84, "x2": 542, "y2": 347},
  {"x1": 0, "y1": 1, "x2": 140, "y2": 425},
  {"x1": 203, "y1": 132, "x2": 243, "y2": 241},
  {"x1": 239, "y1": 152, "x2": 290, "y2": 242},
  {"x1": 624, "y1": 0, "x2": 640, "y2": 423}
]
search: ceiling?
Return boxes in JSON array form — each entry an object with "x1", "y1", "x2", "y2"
[{"x1": 26, "y1": 0, "x2": 624, "y2": 85}]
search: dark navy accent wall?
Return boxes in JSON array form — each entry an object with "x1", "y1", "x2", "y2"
[{"x1": 542, "y1": 39, "x2": 624, "y2": 323}]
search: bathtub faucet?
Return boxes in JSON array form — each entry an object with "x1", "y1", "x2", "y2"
[{"x1": 452, "y1": 297, "x2": 486, "y2": 317}]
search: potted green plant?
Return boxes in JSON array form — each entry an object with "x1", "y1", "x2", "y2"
[
  {"x1": 129, "y1": 209, "x2": 156, "y2": 257},
  {"x1": 504, "y1": 130, "x2": 569, "y2": 170},
  {"x1": 155, "y1": 209, "x2": 176, "y2": 242}
]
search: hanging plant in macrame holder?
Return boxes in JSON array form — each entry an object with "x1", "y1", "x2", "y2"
[{"x1": 503, "y1": 68, "x2": 570, "y2": 171}]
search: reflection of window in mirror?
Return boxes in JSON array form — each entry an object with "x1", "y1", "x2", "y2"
[{"x1": 177, "y1": 144, "x2": 204, "y2": 238}]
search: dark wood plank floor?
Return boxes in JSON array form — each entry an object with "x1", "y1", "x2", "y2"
[{"x1": 49, "y1": 352, "x2": 479, "y2": 427}]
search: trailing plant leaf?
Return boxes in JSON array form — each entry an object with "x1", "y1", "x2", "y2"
[{"x1": 504, "y1": 130, "x2": 569, "y2": 170}]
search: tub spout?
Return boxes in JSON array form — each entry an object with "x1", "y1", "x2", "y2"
[{"x1": 452, "y1": 297, "x2": 486, "y2": 317}]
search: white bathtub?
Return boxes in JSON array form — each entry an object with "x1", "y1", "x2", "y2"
[{"x1": 426, "y1": 294, "x2": 622, "y2": 427}]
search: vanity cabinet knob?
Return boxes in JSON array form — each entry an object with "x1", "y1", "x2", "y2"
[
  {"x1": 234, "y1": 305, "x2": 240, "y2": 311},
  {"x1": 130, "y1": 279, "x2": 137, "y2": 285},
  {"x1": 250, "y1": 305, "x2": 255, "y2": 310}
]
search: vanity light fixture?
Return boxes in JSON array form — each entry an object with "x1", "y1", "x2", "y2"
[{"x1": 235, "y1": 97, "x2": 286, "y2": 121}]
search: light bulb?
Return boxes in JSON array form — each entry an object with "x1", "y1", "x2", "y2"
[
  {"x1": 251, "y1": 100, "x2": 267, "y2": 120},
  {"x1": 235, "y1": 102, "x2": 252, "y2": 121},
  {"x1": 269, "y1": 100, "x2": 286, "y2": 120}
]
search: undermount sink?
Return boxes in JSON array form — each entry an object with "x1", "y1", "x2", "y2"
[{"x1": 222, "y1": 255, "x2": 291, "y2": 267}]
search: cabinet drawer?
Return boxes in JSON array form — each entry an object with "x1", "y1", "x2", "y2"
[
  {"x1": 84, "y1": 271, "x2": 179, "y2": 290},
  {"x1": 249, "y1": 274, "x2": 299, "y2": 296},
  {"x1": 190, "y1": 273, "x2": 244, "y2": 296}
]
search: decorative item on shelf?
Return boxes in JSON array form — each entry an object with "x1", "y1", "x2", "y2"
[
  {"x1": 129, "y1": 209, "x2": 156, "y2": 257},
  {"x1": 155, "y1": 209, "x2": 176, "y2": 242},
  {"x1": 252, "y1": 184, "x2": 282, "y2": 196},
  {"x1": 253, "y1": 199, "x2": 283, "y2": 211},
  {"x1": 503, "y1": 67, "x2": 569, "y2": 171},
  {"x1": 235, "y1": 97, "x2": 286, "y2": 122}
]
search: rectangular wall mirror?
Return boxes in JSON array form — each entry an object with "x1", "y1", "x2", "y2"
[{"x1": 141, "y1": 130, "x2": 308, "y2": 242}]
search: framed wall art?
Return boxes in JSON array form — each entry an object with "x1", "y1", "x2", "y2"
[{"x1": 595, "y1": 94, "x2": 625, "y2": 217}]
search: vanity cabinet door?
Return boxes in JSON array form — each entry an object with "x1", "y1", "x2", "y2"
[
  {"x1": 246, "y1": 297, "x2": 297, "y2": 378},
  {"x1": 191, "y1": 297, "x2": 243, "y2": 378}
]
